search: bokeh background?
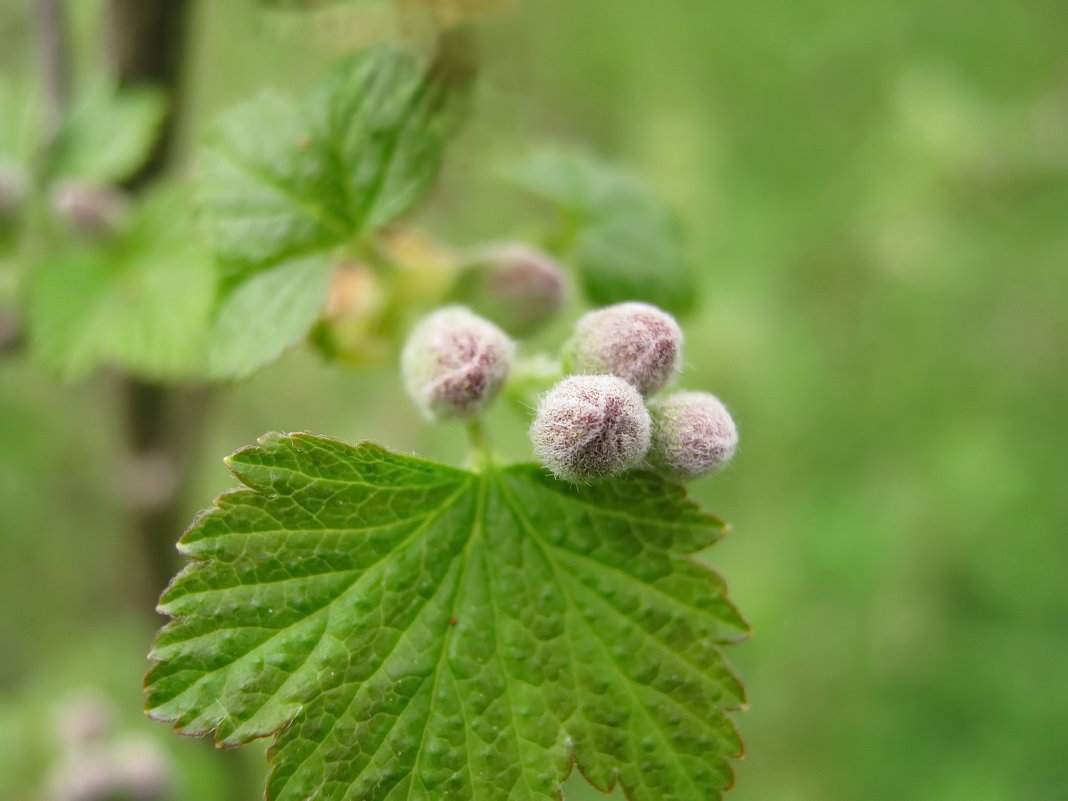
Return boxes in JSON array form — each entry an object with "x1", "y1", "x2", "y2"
[{"x1": 2, "y1": 1, "x2": 1067, "y2": 800}]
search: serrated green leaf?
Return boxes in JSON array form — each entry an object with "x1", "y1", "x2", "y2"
[
  {"x1": 26, "y1": 189, "x2": 215, "y2": 380},
  {"x1": 511, "y1": 151, "x2": 697, "y2": 314},
  {"x1": 199, "y1": 46, "x2": 464, "y2": 277},
  {"x1": 208, "y1": 256, "x2": 334, "y2": 380},
  {"x1": 52, "y1": 83, "x2": 167, "y2": 184},
  {"x1": 197, "y1": 45, "x2": 465, "y2": 378},
  {"x1": 147, "y1": 433, "x2": 747, "y2": 801}
]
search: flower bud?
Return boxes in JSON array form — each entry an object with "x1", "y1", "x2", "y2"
[
  {"x1": 457, "y1": 244, "x2": 567, "y2": 335},
  {"x1": 110, "y1": 735, "x2": 173, "y2": 800},
  {"x1": 647, "y1": 391, "x2": 738, "y2": 479},
  {"x1": 51, "y1": 181, "x2": 127, "y2": 238},
  {"x1": 402, "y1": 306, "x2": 514, "y2": 422},
  {"x1": 563, "y1": 301, "x2": 682, "y2": 395},
  {"x1": 530, "y1": 374, "x2": 651, "y2": 482}
]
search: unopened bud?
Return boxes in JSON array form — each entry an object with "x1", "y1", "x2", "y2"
[
  {"x1": 110, "y1": 735, "x2": 173, "y2": 800},
  {"x1": 52, "y1": 181, "x2": 127, "y2": 238},
  {"x1": 402, "y1": 306, "x2": 514, "y2": 422},
  {"x1": 647, "y1": 391, "x2": 738, "y2": 479},
  {"x1": 530, "y1": 374, "x2": 651, "y2": 482},
  {"x1": 54, "y1": 689, "x2": 114, "y2": 748},
  {"x1": 458, "y1": 244, "x2": 567, "y2": 335},
  {"x1": 563, "y1": 302, "x2": 682, "y2": 395}
]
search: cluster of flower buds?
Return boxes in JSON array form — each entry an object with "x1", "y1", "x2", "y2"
[
  {"x1": 400, "y1": 293, "x2": 737, "y2": 483},
  {"x1": 533, "y1": 301, "x2": 738, "y2": 482}
]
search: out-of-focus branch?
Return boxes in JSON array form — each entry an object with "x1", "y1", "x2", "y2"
[
  {"x1": 32, "y1": 0, "x2": 72, "y2": 142},
  {"x1": 105, "y1": 0, "x2": 193, "y2": 188},
  {"x1": 104, "y1": 0, "x2": 206, "y2": 611}
]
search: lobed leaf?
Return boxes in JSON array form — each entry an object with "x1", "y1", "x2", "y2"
[
  {"x1": 199, "y1": 45, "x2": 463, "y2": 278},
  {"x1": 26, "y1": 189, "x2": 215, "y2": 380},
  {"x1": 147, "y1": 433, "x2": 747, "y2": 801},
  {"x1": 198, "y1": 45, "x2": 466, "y2": 378}
]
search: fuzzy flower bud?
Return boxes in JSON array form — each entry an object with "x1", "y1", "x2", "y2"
[
  {"x1": 402, "y1": 306, "x2": 514, "y2": 422},
  {"x1": 52, "y1": 181, "x2": 127, "y2": 238},
  {"x1": 647, "y1": 391, "x2": 738, "y2": 479},
  {"x1": 563, "y1": 301, "x2": 682, "y2": 395},
  {"x1": 530, "y1": 374, "x2": 651, "y2": 482},
  {"x1": 458, "y1": 244, "x2": 568, "y2": 335}
]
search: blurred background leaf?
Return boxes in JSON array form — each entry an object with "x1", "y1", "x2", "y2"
[
  {"x1": 26, "y1": 187, "x2": 215, "y2": 380},
  {"x1": 51, "y1": 83, "x2": 167, "y2": 184}
]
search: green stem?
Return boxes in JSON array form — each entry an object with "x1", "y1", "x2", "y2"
[{"x1": 465, "y1": 419, "x2": 493, "y2": 471}]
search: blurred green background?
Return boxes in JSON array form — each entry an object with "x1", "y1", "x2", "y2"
[{"x1": 2, "y1": 0, "x2": 1066, "y2": 799}]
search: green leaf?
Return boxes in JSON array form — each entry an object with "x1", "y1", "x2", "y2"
[
  {"x1": 199, "y1": 46, "x2": 464, "y2": 277},
  {"x1": 26, "y1": 189, "x2": 216, "y2": 380},
  {"x1": 197, "y1": 45, "x2": 465, "y2": 378},
  {"x1": 52, "y1": 83, "x2": 167, "y2": 184},
  {"x1": 147, "y1": 433, "x2": 747, "y2": 801},
  {"x1": 511, "y1": 150, "x2": 697, "y2": 314},
  {"x1": 207, "y1": 256, "x2": 334, "y2": 380}
]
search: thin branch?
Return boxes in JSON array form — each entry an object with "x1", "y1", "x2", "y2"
[
  {"x1": 105, "y1": 0, "x2": 194, "y2": 188},
  {"x1": 32, "y1": 0, "x2": 72, "y2": 142}
]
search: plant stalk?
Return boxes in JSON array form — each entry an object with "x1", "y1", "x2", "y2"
[{"x1": 32, "y1": 0, "x2": 71, "y2": 143}]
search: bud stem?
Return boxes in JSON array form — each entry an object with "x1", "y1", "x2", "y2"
[{"x1": 465, "y1": 419, "x2": 494, "y2": 471}]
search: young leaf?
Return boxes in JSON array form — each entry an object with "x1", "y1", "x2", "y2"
[
  {"x1": 197, "y1": 45, "x2": 467, "y2": 378},
  {"x1": 51, "y1": 84, "x2": 168, "y2": 184},
  {"x1": 207, "y1": 256, "x2": 334, "y2": 380},
  {"x1": 147, "y1": 433, "x2": 747, "y2": 801},
  {"x1": 199, "y1": 45, "x2": 465, "y2": 278},
  {"x1": 510, "y1": 150, "x2": 697, "y2": 315},
  {"x1": 26, "y1": 189, "x2": 215, "y2": 380}
]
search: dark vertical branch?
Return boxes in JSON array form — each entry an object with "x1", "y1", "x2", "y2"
[
  {"x1": 103, "y1": 0, "x2": 206, "y2": 611},
  {"x1": 120, "y1": 379, "x2": 214, "y2": 607},
  {"x1": 32, "y1": 0, "x2": 72, "y2": 142},
  {"x1": 105, "y1": 0, "x2": 193, "y2": 188}
]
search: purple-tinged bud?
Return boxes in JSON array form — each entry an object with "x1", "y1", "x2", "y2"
[
  {"x1": 54, "y1": 690, "x2": 114, "y2": 748},
  {"x1": 564, "y1": 302, "x2": 682, "y2": 395},
  {"x1": 530, "y1": 374, "x2": 651, "y2": 482},
  {"x1": 110, "y1": 735, "x2": 173, "y2": 800},
  {"x1": 402, "y1": 306, "x2": 514, "y2": 422},
  {"x1": 51, "y1": 181, "x2": 127, "y2": 238},
  {"x1": 647, "y1": 391, "x2": 738, "y2": 480},
  {"x1": 459, "y1": 244, "x2": 567, "y2": 335}
]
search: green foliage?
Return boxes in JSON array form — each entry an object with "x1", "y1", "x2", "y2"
[
  {"x1": 51, "y1": 83, "x2": 168, "y2": 184},
  {"x1": 26, "y1": 189, "x2": 214, "y2": 380},
  {"x1": 511, "y1": 151, "x2": 696, "y2": 315},
  {"x1": 147, "y1": 433, "x2": 747, "y2": 801},
  {"x1": 198, "y1": 45, "x2": 467, "y2": 377},
  {"x1": 207, "y1": 255, "x2": 334, "y2": 379}
]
